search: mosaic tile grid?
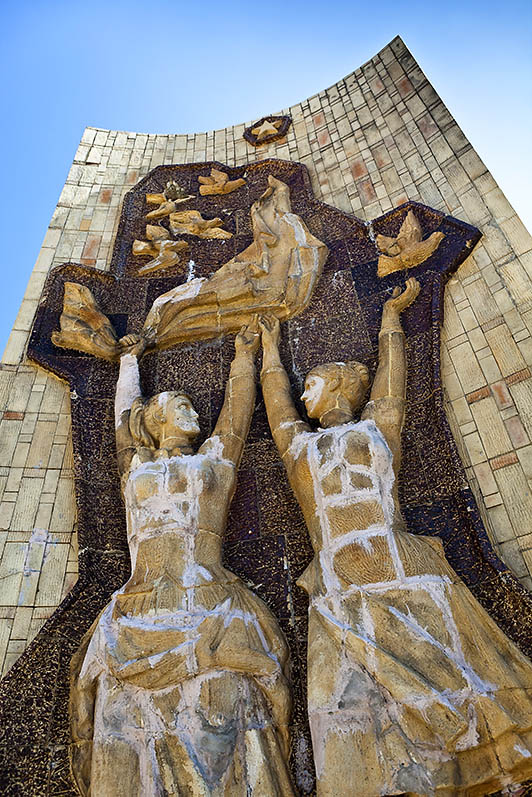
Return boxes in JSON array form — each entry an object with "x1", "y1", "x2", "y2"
[
  {"x1": 0, "y1": 34, "x2": 531, "y2": 793},
  {"x1": 2, "y1": 157, "x2": 532, "y2": 795}
]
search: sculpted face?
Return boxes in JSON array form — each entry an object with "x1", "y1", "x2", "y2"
[
  {"x1": 145, "y1": 392, "x2": 200, "y2": 444},
  {"x1": 302, "y1": 365, "x2": 367, "y2": 421},
  {"x1": 301, "y1": 375, "x2": 328, "y2": 419},
  {"x1": 163, "y1": 393, "x2": 200, "y2": 438}
]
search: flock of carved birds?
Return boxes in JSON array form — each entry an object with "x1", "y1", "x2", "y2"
[
  {"x1": 132, "y1": 170, "x2": 245, "y2": 275},
  {"x1": 133, "y1": 172, "x2": 445, "y2": 278}
]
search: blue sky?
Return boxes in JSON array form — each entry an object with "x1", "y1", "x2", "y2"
[{"x1": 0, "y1": 0, "x2": 530, "y2": 355}]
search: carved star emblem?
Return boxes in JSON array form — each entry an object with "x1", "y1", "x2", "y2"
[{"x1": 251, "y1": 118, "x2": 283, "y2": 142}]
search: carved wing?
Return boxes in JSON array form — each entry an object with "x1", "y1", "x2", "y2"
[
  {"x1": 376, "y1": 233, "x2": 400, "y2": 256},
  {"x1": 397, "y1": 210, "x2": 423, "y2": 247},
  {"x1": 211, "y1": 168, "x2": 228, "y2": 185},
  {"x1": 146, "y1": 224, "x2": 171, "y2": 241},
  {"x1": 145, "y1": 193, "x2": 167, "y2": 205},
  {"x1": 51, "y1": 282, "x2": 119, "y2": 360}
]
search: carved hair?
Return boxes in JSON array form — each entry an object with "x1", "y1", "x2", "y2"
[
  {"x1": 129, "y1": 390, "x2": 193, "y2": 450},
  {"x1": 307, "y1": 361, "x2": 370, "y2": 409}
]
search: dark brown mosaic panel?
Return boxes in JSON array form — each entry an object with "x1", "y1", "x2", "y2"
[{"x1": 1, "y1": 159, "x2": 530, "y2": 795}]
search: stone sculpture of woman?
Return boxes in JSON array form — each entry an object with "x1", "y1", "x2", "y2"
[
  {"x1": 259, "y1": 281, "x2": 532, "y2": 796},
  {"x1": 69, "y1": 325, "x2": 294, "y2": 796}
]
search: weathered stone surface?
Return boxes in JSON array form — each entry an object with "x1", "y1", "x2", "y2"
[
  {"x1": 260, "y1": 289, "x2": 532, "y2": 795},
  {"x1": 132, "y1": 225, "x2": 188, "y2": 275},
  {"x1": 376, "y1": 209, "x2": 445, "y2": 276},
  {"x1": 198, "y1": 167, "x2": 246, "y2": 196},
  {"x1": 70, "y1": 329, "x2": 293, "y2": 795},
  {"x1": 168, "y1": 209, "x2": 233, "y2": 239},
  {"x1": 52, "y1": 282, "x2": 119, "y2": 360},
  {"x1": 3, "y1": 153, "x2": 531, "y2": 796}
]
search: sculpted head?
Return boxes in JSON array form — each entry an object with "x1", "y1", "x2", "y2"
[
  {"x1": 130, "y1": 391, "x2": 200, "y2": 450},
  {"x1": 301, "y1": 362, "x2": 370, "y2": 425}
]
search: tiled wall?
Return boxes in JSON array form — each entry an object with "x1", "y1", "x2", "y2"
[{"x1": 1, "y1": 35, "x2": 531, "y2": 675}]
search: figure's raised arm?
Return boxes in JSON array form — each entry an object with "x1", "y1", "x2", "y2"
[
  {"x1": 260, "y1": 316, "x2": 310, "y2": 459},
  {"x1": 362, "y1": 278, "x2": 420, "y2": 471},
  {"x1": 114, "y1": 335, "x2": 146, "y2": 476},
  {"x1": 201, "y1": 324, "x2": 259, "y2": 467}
]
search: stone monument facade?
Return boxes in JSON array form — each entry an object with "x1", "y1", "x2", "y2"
[{"x1": 1, "y1": 36, "x2": 532, "y2": 795}]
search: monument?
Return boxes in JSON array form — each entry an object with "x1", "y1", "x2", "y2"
[{"x1": 1, "y1": 36, "x2": 532, "y2": 796}]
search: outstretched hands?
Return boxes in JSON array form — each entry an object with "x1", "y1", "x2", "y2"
[
  {"x1": 380, "y1": 278, "x2": 420, "y2": 335},
  {"x1": 259, "y1": 315, "x2": 281, "y2": 350},
  {"x1": 235, "y1": 318, "x2": 260, "y2": 356},
  {"x1": 118, "y1": 333, "x2": 147, "y2": 359},
  {"x1": 384, "y1": 278, "x2": 420, "y2": 313}
]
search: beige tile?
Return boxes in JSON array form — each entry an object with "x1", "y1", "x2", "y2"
[
  {"x1": 10, "y1": 478, "x2": 44, "y2": 531},
  {"x1": 10, "y1": 606, "x2": 32, "y2": 640},
  {"x1": 486, "y1": 504, "x2": 514, "y2": 544},
  {"x1": 509, "y1": 381, "x2": 532, "y2": 439},
  {"x1": 473, "y1": 462, "x2": 498, "y2": 496},
  {"x1": 0, "y1": 618, "x2": 12, "y2": 672},
  {"x1": 448, "y1": 341, "x2": 486, "y2": 393},
  {"x1": 25, "y1": 420, "x2": 57, "y2": 470},
  {"x1": 49, "y1": 479, "x2": 76, "y2": 532},
  {"x1": 517, "y1": 445, "x2": 532, "y2": 480},
  {"x1": 469, "y1": 397, "x2": 512, "y2": 459},
  {"x1": 462, "y1": 431, "x2": 487, "y2": 465},
  {"x1": 498, "y1": 538, "x2": 527, "y2": 578},
  {"x1": 500, "y1": 215, "x2": 532, "y2": 257},
  {"x1": 0, "y1": 543, "x2": 25, "y2": 604},
  {"x1": 493, "y1": 463, "x2": 532, "y2": 539},
  {"x1": 35, "y1": 542, "x2": 69, "y2": 606},
  {"x1": 484, "y1": 324, "x2": 527, "y2": 378}
]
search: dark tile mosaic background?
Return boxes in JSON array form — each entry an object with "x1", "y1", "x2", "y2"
[{"x1": 1, "y1": 159, "x2": 531, "y2": 795}]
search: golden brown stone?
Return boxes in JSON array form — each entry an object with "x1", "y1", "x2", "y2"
[
  {"x1": 259, "y1": 283, "x2": 532, "y2": 796},
  {"x1": 140, "y1": 175, "x2": 328, "y2": 350},
  {"x1": 52, "y1": 282, "x2": 120, "y2": 360},
  {"x1": 132, "y1": 225, "x2": 188, "y2": 274},
  {"x1": 376, "y1": 209, "x2": 445, "y2": 276},
  {"x1": 51, "y1": 176, "x2": 328, "y2": 359},
  {"x1": 69, "y1": 328, "x2": 294, "y2": 796},
  {"x1": 198, "y1": 168, "x2": 246, "y2": 196},
  {"x1": 251, "y1": 119, "x2": 282, "y2": 142},
  {"x1": 168, "y1": 209, "x2": 232, "y2": 239},
  {"x1": 145, "y1": 181, "x2": 194, "y2": 220}
]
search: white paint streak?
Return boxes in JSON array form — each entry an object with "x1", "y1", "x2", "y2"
[
  {"x1": 150, "y1": 277, "x2": 205, "y2": 313},
  {"x1": 186, "y1": 260, "x2": 196, "y2": 281},
  {"x1": 455, "y1": 704, "x2": 479, "y2": 751},
  {"x1": 294, "y1": 418, "x2": 511, "y2": 781},
  {"x1": 283, "y1": 213, "x2": 307, "y2": 246},
  {"x1": 115, "y1": 353, "x2": 141, "y2": 428},
  {"x1": 300, "y1": 375, "x2": 325, "y2": 416}
]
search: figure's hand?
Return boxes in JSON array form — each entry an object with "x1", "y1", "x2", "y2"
[
  {"x1": 384, "y1": 278, "x2": 420, "y2": 314},
  {"x1": 118, "y1": 334, "x2": 147, "y2": 359},
  {"x1": 235, "y1": 323, "x2": 260, "y2": 356},
  {"x1": 259, "y1": 314, "x2": 281, "y2": 350}
]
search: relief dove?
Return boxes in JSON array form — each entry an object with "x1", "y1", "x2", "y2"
[
  {"x1": 132, "y1": 225, "x2": 189, "y2": 275},
  {"x1": 145, "y1": 180, "x2": 194, "y2": 220},
  {"x1": 168, "y1": 209, "x2": 232, "y2": 239},
  {"x1": 376, "y1": 209, "x2": 445, "y2": 277},
  {"x1": 198, "y1": 167, "x2": 246, "y2": 196}
]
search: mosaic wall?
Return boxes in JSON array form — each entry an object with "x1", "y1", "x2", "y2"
[{"x1": 1, "y1": 34, "x2": 532, "y2": 793}]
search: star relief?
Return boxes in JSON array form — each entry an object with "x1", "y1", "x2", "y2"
[
  {"x1": 251, "y1": 119, "x2": 283, "y2": 142},
  {"x1": 244, "y1": 115, "x2": 291, "y2": 146}
]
